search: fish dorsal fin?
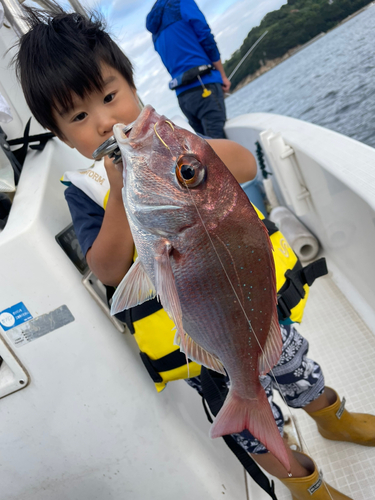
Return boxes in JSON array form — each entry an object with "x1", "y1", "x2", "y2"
[
  {"x1": 111, "y1": 257, "x2": 156, "y2": 315},
  {"x1": 175, "y1": 331, "x2": 226, "y2": 376},
  {"x1": 258, "y1": 312, "x2": 283, "y2": 375}
]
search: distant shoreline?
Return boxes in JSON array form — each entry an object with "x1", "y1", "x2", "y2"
[{"x1": 230, "y1": 2, "x2": 374, "y2": 95}]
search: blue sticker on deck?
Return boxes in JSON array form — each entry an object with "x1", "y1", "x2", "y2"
[
  {"x1": 0, "y1": 302, "x2": 33, "y2": 331},
  {"x1": 5, "y1": 305, "x2": 75, "y2": 347}
]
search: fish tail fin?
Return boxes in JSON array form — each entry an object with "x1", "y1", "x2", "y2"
[{"x1": 209, "y1": 388, "x2": 291, "y2": 473}]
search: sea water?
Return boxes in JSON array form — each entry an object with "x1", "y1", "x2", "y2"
[{"x1": 226, "y1": 4, "x2": 375, "y2": 149}]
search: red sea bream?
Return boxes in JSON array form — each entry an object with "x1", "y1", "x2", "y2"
[{"x1": 111, "y1": 105, "x2": 290, "y2": 472}]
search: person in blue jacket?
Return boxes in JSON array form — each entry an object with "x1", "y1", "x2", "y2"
[{"x1": 146, "y1": 0, "x2": 231, "y2": 139}]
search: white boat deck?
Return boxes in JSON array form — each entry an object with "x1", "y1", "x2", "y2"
[{"x1": 249, "y1": 272, "x2": 375, "y2": 500}]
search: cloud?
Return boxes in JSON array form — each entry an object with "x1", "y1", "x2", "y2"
[
  {"x1": 104, "y1": 0, "x2": 152, "y2": 17},
  {"x1": 120, "y1": 30, "x2": 152, "y2": 59}
]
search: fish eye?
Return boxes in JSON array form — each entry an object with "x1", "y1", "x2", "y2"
[{"x1": 175, "y1": 155, "x2": 206, "y2": 188}]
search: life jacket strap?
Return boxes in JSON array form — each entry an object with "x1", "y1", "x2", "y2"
[
  {"x1": 277, "y1": 258, "x2": 328, "y2": 320},
  {"x1": 106, "y1": 285, "x2": 163, "y2": 334},
  {"x1": 302, "y1": 257, "x2": 328, "y2": 286},
  {"x1": 262, "y1": 218, "x2": 278, "y2": 236},
  {"x1": 200, "y1": 367, "x2": 278, "y2": 500},
  {"x1": 139, "y1": 349, "x2": 193, "y2": 384}
]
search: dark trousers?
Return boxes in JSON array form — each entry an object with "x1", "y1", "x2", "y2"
[{"x1": 177, "y1": 82, "x2": 227, "y2": 139}]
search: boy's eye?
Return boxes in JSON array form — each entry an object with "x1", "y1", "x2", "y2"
[
  {"x1": 73, "y1": 112, "x2": 87, "y2": 122},
  {"x1": 104, "y1": 93, "x2": 115, "y2": 104}
]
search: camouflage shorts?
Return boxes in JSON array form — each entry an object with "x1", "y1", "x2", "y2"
[{"x1": 185, "y1": 323, "x2": 325, "y2": 455}]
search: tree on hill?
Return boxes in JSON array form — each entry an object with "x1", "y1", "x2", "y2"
[{"x1": 224, "y1": 0, "x2": 370, "y2": 90}]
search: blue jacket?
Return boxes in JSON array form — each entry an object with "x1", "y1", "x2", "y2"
[{"x1": 146, "y1": 0, "x2": 223, "y2": 95}]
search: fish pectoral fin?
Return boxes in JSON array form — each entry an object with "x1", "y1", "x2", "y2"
[
  {"x1": 110, "y1": 257, "x2": 156, "y2": 315},
  {"x1": 154, "y1": 241, "x2": 187, "y2": 352},
  {"x1": 154, "y1": 242, "x2": 225, "y2": 377},
  {"x1": 258, "y1": 311, "x2": 283, "y2": 375},
  {"x1": 175, "y1": 331, "x2": 226, "y2": 376}
]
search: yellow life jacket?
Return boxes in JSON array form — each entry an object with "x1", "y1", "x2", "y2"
[
  {"x1": 253, "y1": 205, "x2": 309, "y2": 324},
  {"x1": 62, "y1": 165, "x2": 327, "y2": 392}
]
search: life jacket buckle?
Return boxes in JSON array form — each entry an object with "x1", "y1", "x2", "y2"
[{"x1": 285, "y1": 269, "x2": 306, "y2": 299}]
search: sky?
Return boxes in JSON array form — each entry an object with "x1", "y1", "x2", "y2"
[{"x1": 76, "y1": 0, "x2": 288, "y2": 118}]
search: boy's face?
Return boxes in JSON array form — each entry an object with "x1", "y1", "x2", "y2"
[{"x1": 53, "y1": 63, "x2": 141, "y2": 159}]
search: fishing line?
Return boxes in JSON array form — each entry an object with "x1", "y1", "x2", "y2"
[
  {"x1": 153, "y1": 123, "x2": 334, "y2": 497},
  {"x1": 183, "y1": 183, "x2": 336, "y2": 493},
  {"x1": 154, "y1": 125, "x2": 290, "y2": 405},
  {"x1": 184, "y1": 184, "x2": 335, "y2": 496}
]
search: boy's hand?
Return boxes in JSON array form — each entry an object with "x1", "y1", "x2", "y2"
[
  {"x1": 104, "y1": 155, "x2": 123, "y2": 199},
  {"x1": 88, "y1": 154, "x2": 133, "y2": 286}
]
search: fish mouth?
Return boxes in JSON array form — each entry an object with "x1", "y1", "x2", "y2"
[
  {"x1": 112, "y1": 105, "x2": 160, "y2": 149},
  {"x1": 127, "y1": 104, "x2": 162, "y2": 143},
  {"x1": 114, "y1": 105, "x2": 177, "y2": 179},
  {"x1": 97, "y1": 106, "x2": 167, "y2": 162},
  {"x1": 125, "y1": 105, "x2": 177, "y2": 151}
]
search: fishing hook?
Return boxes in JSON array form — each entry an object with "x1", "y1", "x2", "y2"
[{"x1": 153, "y1": 120, "x2": 175, "y2": 151}]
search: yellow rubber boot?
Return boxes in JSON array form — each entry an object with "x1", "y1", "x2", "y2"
[
  {"x1": 308, "y1": 387, "x2": 375, "y2": 446},
  {"x1": 279, "y1": 452, "x2": 352, "y2": 500}
]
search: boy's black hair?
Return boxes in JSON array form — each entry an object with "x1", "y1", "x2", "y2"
[{"x1": 15, "y1": 7, "x2": 135, "y2": 137}]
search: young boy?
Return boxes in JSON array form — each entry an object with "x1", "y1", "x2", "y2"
[{"x1": 15, "y1": 8, "x2": 374, "y2": 499}]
